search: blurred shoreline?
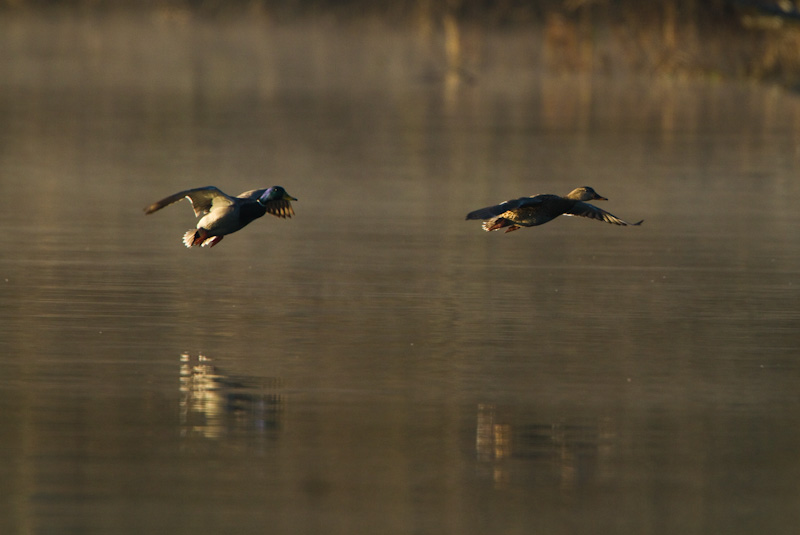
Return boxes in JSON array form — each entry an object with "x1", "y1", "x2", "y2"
[{"x1": 3, "y1": 1, "x2": 800, "y2": 88}]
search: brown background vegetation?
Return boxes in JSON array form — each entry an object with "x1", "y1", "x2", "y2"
[{"x1": 4, "y1": 0, "x2": 800, "y2": 85}]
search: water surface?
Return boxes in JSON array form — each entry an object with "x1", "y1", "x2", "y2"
[{"x1": 1, "y1": 14, "x2": 799, "y2": 535}]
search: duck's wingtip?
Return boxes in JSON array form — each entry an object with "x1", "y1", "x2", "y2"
[
  {"x1": 465, "y1": 210, "x2": 489, "y2": 221},
  {"x1": 632, "y1": 220, "x2": 644, "y2": 226},
  {"x1": 144, "y1": 201, "x2": 165, "y2": 215}
]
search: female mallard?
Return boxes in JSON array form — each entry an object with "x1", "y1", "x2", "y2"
[
  {"x1": 144, "y1": 186, "x2": 297, "y2": 247},
  {"x1": 466, "y1": 186, "x2": 642, "y2": 233}
]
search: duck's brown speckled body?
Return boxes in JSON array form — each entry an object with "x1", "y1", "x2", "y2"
[{"x1": 466, "y1": 187, "x2": 642, "y2": 233}]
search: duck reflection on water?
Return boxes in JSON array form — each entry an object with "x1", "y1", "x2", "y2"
[
  {"x1": 179, "y1": 353, "x2": 284, "y2": 440},
  {"x1": 476, "y1": 404, "x2": 617, "y2": 491}
]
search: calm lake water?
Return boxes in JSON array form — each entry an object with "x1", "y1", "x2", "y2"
[{"x1": 1, "y1": 13, "x2": 799, "y2": 535}]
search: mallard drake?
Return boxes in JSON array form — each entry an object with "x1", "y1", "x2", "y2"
[
  {"x1": 466, "y1": 187, "x2": 642, "y2": 233},
  {"x1": 144, "y1": 186, "x2": 297, "y2": 247}
]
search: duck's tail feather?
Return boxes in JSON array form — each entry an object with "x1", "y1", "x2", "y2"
[
  {"x1": 183, "y1": 228, "x2": 207, "y2": 248},
  {"x1": 483, "y1": 217, "x2": 514, "y2": 232}
]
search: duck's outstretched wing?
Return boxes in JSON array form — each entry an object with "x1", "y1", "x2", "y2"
[
  {"x1": 144, "y1": 186, "x2": 235, "y2": 217},
  {"x1": 566, "y1": 201, "x2": 643, "y2": 226},
  {"x1": 264, "y1": 200, "x2": 294, "y2": 218},
  {"x1": 237, "y1": 189, "x2": 295, "y2": 219},
  {"x1": 465, "y1": 196, "x2": 542, "y2": 220}
]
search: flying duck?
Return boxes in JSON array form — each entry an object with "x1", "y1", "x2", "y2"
[
  {"x1": 466, "y1": 187, "x2": 642, "y2": 232},
  {"x1": 144, "y1": 186, "x2": 297, "y2": 247}
]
